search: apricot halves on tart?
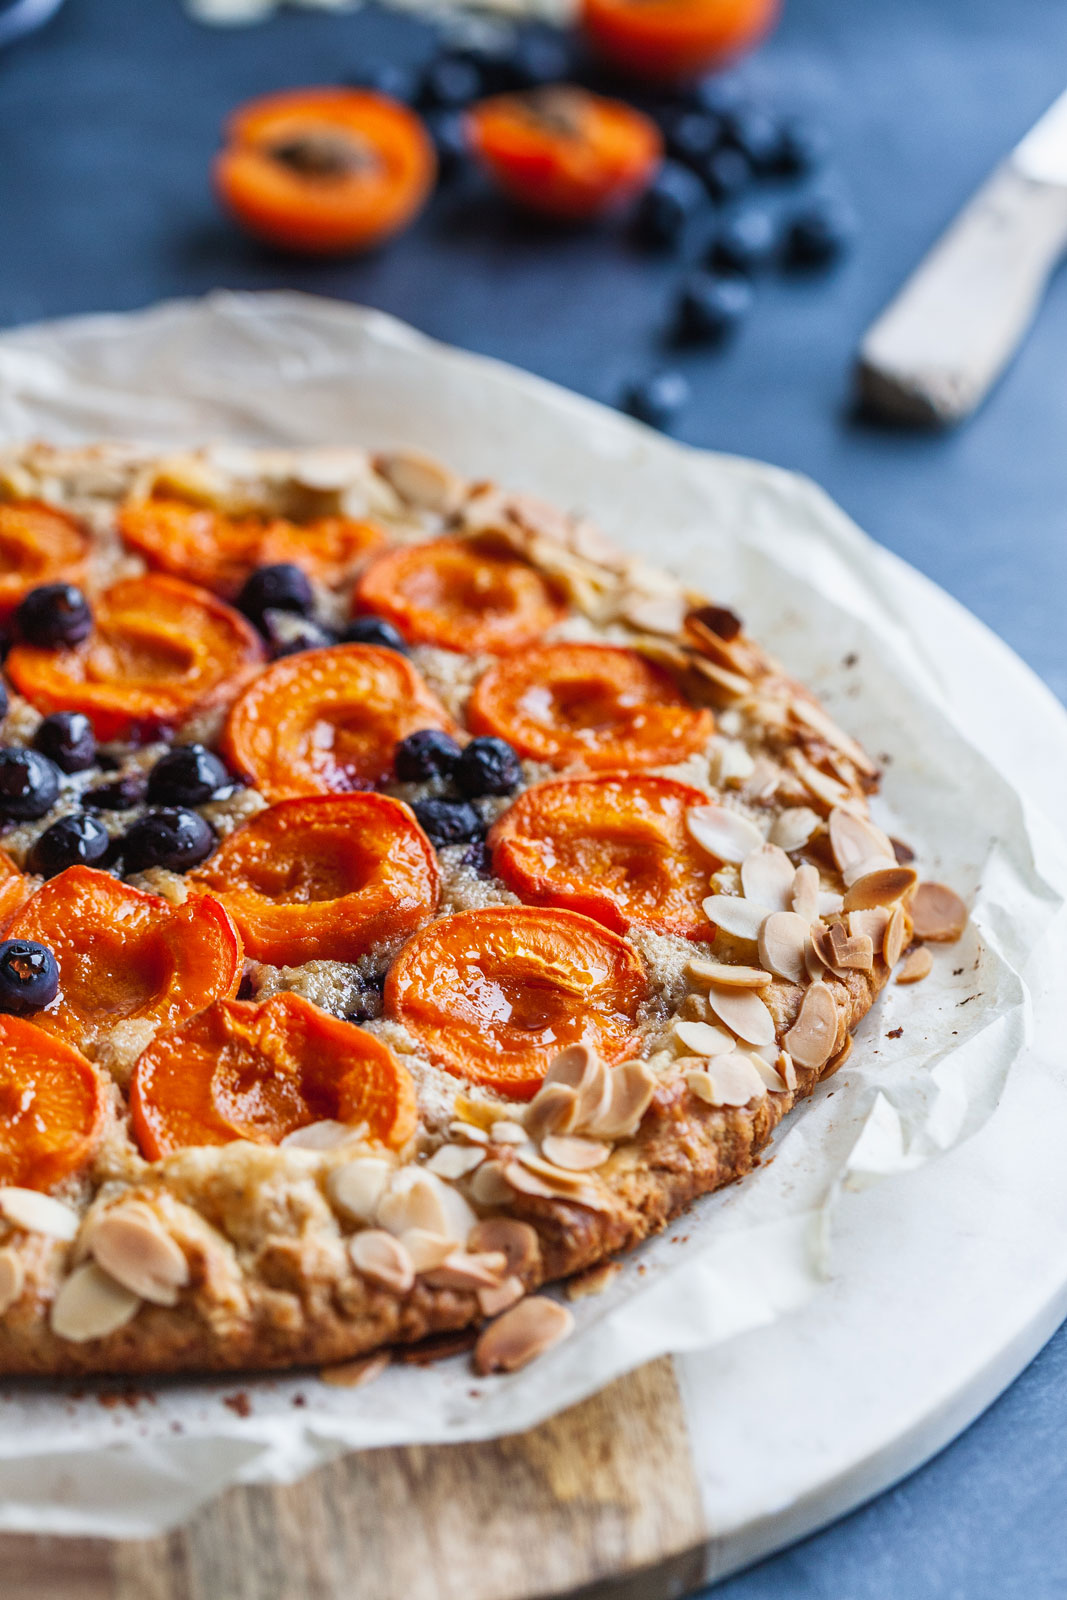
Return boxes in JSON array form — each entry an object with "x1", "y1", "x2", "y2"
[
  {"x1": 0, "y1": 502, "x2": 91, "y2": 619},
  {"x1": 0, "y1": 1016, "x2": 107, "y2": 1190},
  {"x1": 130, "y1": 992, "x2": 418, "y2": 1160}
]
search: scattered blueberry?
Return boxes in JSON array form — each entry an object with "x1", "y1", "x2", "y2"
[
  {"x1": 633, "y1": 161, "x2": 705, "y2": 248},
  {"x1": 723, "y1": 109, "x2": 783, "y2": 175},
  {"x1": 772, "y1": 116, "x2": 828, "y2": 177},
  {"x1": 345, "y1": 61, "x2": 419, "y2": 103},
  {"x1": 425, "y1": 109, "x2": 469, "y2": 183},
  {"x1": 620, "y1": 371, "x2": 689, "y2": 432},
  {"x1": 394, "y1": 728, "x2": 463, "y2": 782},
  {"x1": 662, "y1": 109, "x2": 721, "y2": 169},
  {"x1": 85, "y1": 772, "x2": 148, "y2": 811},
  {"x1": 673, "y1": 273, "x2": 753, "y2": 345},
  {"x1": 29, "y1": 813, "x2": 110, "y2": 878},
  {"x1": 451, "y1": 35, "x2": 515, "y2": 94},
  {"x1": 419, "y1": 54, "x2": 483, "y2": 110},
  {"x1": 32, "y1": 711, "x2": 96, "y2": 774},
  {"x1": 708, "y1": 209, "x2": 778, "y2": 275},
  {"x1": 411, "y1": 798, "x2": 484, "y2": 847},
  {"x1": 0, "y1": 938, "x2": 59, "y2": 1014},
  {"x1": 688, "y1": 76, "x2": 747, "y2": 121},
  {"x1": 783, "y1": 197, "x2": 856, "y2": 268},
  {"x1": 260, "y1": 609, "x2": 336, "y2": 658},
  {"x1": 508, "y1": 28, "x2": 576, "y2": 88},
  {"x1": 340, "y1": 616, "x2": 410, "y2": 654},
  {"x1": 454, "y1": 736, "x2": 522, "y2": 798},
  {"x1": 0, "y1": 747, "x2": 60, "y2": 820},
  {"x1": 121, "y1": 808, "x2": 216, "y2": 874},
  {"x1": 14, "y1": 584, "x2": 93, "y2": 649},
  {"x1": 235, "y1": 564, "x2": 314, "y2": 629},
  {"x1": 147, "y1": 744, "x2": 230, "y2": 808},
  {"x1": 700, "y1": 145, "x2": 752, "y2": 203},
  {"x1": 461, "y1": 838, "x2": 494, "y2": 878}
]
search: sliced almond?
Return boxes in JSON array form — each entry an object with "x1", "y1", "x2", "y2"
[
  {"x1": 758, "y1": 911, "x2": 809, "y2": 984},
  {"x1": 468, "y1": 1217, "x2": 541, "y2": 1277},
  {"x1": 686, "y1": 958, "x2": 773, "y2": 990},
  {"x1": 672, "y1": 1019, "x2": 736, "y2": 1057},
  {"x1": 399, "y1": 1229, "x2": 454, "y2": 1273},
  {"x1": 714, "y1": 739, "x2": 756, "y2": 785},
  {"x1": 690, "y1": 656, "x2": 753, "y2": 701},
  {"x1": 910, "y1": 882, "x2": 968, "y2": 943},
  {"x1": 473, "y1": 1296, "x2": 574, "y2": 1375},
  {"x1": 376, "y1": 1169, "x2": 476, "y2": 1243},
  {"x1": 686, "y1": 804, "x2": 764, "y2": 864},
  {"x1": 788, "y1": 749, "x2": 851, "y2": 809},
  {"x1": 828, "y1": 807, "x2": 895, "y2": 877},
  {"x1": 791, "y1": 862, "x2": 820, "y2": 924},
  {"x1": 827, "y1": 922, "x2": 875, "y2": 974},
  {"x1": 0, "y1": 1247, "x2": 25, "y2": 1315},
  {"x1": 770, "y1": 806, "x2": 820, "y2": 853},
  {"x1": 449, "y1": 1121, "x2": 490, "y2": 1146},
  {"x1": 586, "y1": 1059, "x2": 657, "y2": 1140},
  {"x1": 805, "y1": 940, "x2": 826, "y2": 984},
  {"x1": 489, "y1": 1121, "x2": 528, "y2": 1146},
  {"x1": 425, "y1": 1144, "x2": 485, "y2": 1181},
  {"x1": 783, "y1": 982, "x2": 839, "y2": 1070},
  {"x1": 374, "y1": 449, "x2": 463, "y2": 513},
  {"x1": 705, "y1": 983, "x2": 777, "y2": 1047},
  {"x1": 478, "y1": 1275, "x2": 525, "y2": 1318},
  {"x1": 897, "y1": 946, "x2": 934, "y2": 984},
  {"x1": 818, "y1": 890, "x2": 845, "y2": 918},
  {"x1": 848, "y1": 907, "x2": 890, "y2": 952},
  {"x1": 843, "y1": 865, "x2": 918, "y2": 911},
  {"x1": 827, "y1": 1033, "x2": 853, "y2": 1071},
  {"x1": 0, "y1": 1188, "x2": 79, "y2": 1241},
  {"x1": 565, "y1": 1260, "x2": 621, "y2": 1301},
  {"x1": 50, "y1": 1262, "x2": 140, "y2": 1343},
  {"x1": 423, "y1": 1249, "x2": 508, "y2": 1291},
  {"x1": 280, "y1": 1119, "x2": 361, "y2": 1151},
  {"x1": 686, "y1": 1051, "x2": 767, "y2": 1108},
  {"x1": 751, "y1": 1055, "x2": 789, "y2": 1094},
  {"x1": 883, "y1": 903, "x2": 908, "y2": 969},
  {"x1": 841, "y1": 852, "x2": 896, "y2": 888},
  {"x1": 320, "y1": 1352, "x2": 391, "y2": 1389},
  {"x1": 327, "y1": 1157, "x2": 394, "y2": 1225},
  {"x1": 544, "y1": 1045, "x2": 611, "y2": 1128},
  {"x1": 740, "y1": 843, "x2": 795, "y2": 912},
  {"x1": 469, "y1": 1159, "x2": 516, "y2": 1208},
  {"x1": 523, "y1": 1082, "x2": 580, "y2": 1142},
  {"x1": 349, "y1": 1230, "x2": 415, "y2": 1294},
  {"x1": 515, "y1": 1149, "x2": 590, "y2": 1193},
  {"x1": 86, "y1": 1204, "x2": 189, "y2": 1307},
  {"x1": 702, "y1": 894, "x2": 768, "y2": 941},
  {"x1": 809, "y1": 922, "x2": 842, "y2": 976},
  {"x1": 541, "y1": 1134, "x2": 611, "y2": 1171},
  {"x1": 790, "y1": 699, "x2": 879, "y2": 777},
  {"x1": 777, "y1": 1049, "x2": 798, "y2": 1091}
]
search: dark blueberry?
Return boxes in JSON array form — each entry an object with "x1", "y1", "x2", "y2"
[
  {"x1": 673, "y1": 273, "x2": 752, "y2": 345},
  {"x1": 708, "y1": 209, "x2": 778, "y2": 275},
  {"x1": 723, "y1": 109, "x2": 783, "y2": 175},
  {"x1": 633, "y1": 161, "x2": 705, "y2": 248},
  {"x1": 508, "y1": 29, "x2": 576, "y2": 88},
  {"x1": 454, "y1": 736, "x2": 521, "y2": 798},
  {"x1": 14, "y1": 584, "x2": 93, "y2": 649},
  {"x1": 451, "y1": 36, "x2": 516, "y2": 94},
  {"x1": 85, "y1": 771, "x2": 148, "y2": 811},
  {"x1": 0, "y1": 938, "x2": 59, "y2": 1014},
  {"x1": 0, "y1": 747, "x2": 60, "y2": 820},
  {"x1": 688, "y1": 76, "x2": 747, "y2": 120},
  {"x1": 394, "y1": 728, "x2": 463, "y2": 782},
  {"x1": 620, "y1": 371, "x2": 689, "y2": 432},
  {"x1": 782, "y1": 196, "x2": 856, "y2": 268},
  {"x1": 235, "y1": 564, "x2": 314, "y2": 629},
  {"x1": 339, "y1": 615, "x2": 410, "y2": 654},
  {"x1": 0, "y1": 678, "x2": 7, "y2": 720},
  {"x1": 662, "y1": 109, "x2": 722, "y2": 169},
  {"x1": 32, "y1": 711, "x2": 96, "y2": 774},
  {"x1": 345, "y1": 61, "x2": 419, "y2": 103},
  {"x1": 425, "y1": 109, "x2": 469, "y2": 182},
  {"x1": 147, "y1": 744, "x2": 230, "y2": 807},
  {"x1": 461, "y1": 838, "x2": 494, "y2": 879},
  {"x1": 260, "y1": 609, "x2": 336, "y2": 658},
  {"x1": 419, "y1": 54, "x2": 483, "y2": 110},
  {"x1": 700, "y1": 145, "x2": 752, "y2": 203},
  {"x1": 28, "y1": 813, "x2": 110, "y2": 878},
  {"x1": 121, "y1": 807, "x2": 216, "y2": 874},
  {"x1": 411, "y1": 798, "x2": 484, "y2": 847},
  {"x1": 772, "y1": 116, "x2": 829, "y2": 178},
  {"x1": 236, "y1": 970, "x2": 257, "y2": 1000}
]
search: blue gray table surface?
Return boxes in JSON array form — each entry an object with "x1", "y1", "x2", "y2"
[{"x1": 2, "y1": 1, "x2": 1066, "y2": 1594}]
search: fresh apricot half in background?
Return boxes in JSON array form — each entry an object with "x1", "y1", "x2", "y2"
[
  {"x1": 215, "y1": 87, "x2": 437, "y2": 255},
  {"x1": 0, "y1": 501, "x2": 90, "y2": 620},
  {"x1": 581, "y1": 0, "x2": 780, "y2": 81}
]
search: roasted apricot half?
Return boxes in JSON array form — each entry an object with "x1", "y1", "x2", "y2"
[
  {"x1": 215, "y1": 88, "x2": 436, "y2": 255},
  {"x1": 354, "y1": 537, "x2": 567, "y2": 654},
  {"x1": 581, "y1": 0, "x2": 780, "y2": 81},
  {"x1": 130, "y1": 992, "x2": 418, "y2": 1160},
  {"x1": 384, "y1": 904, "x2": 647, "y2": 1099},
  {"x1": 5, "y1": 574, "x2": 265, "y2": 742},
  {"x1": 0, "y1": 501, "x2": 90, "y2": 619},
  {"x1": 223, "y1": 643, "x2": 456, "y2": 801},
  {"x1": 467, "y1": 88, "x2": 662, "y2": 220},
  {"x1": 118, "y1": 497, "x2": 384, "y2": 600},
  {"x1": 192, "y1": 793, "x2": 439, "y2": 966},
  {"x1": 7, "y1": 866, "x2": 242, "y2": 1054},
  {"x1": 469, "y1": 643, "x2": 713, "y2": 770},
  {"x1": 490, "y1": 773, "x2": 718, "y2": 937},
  {"x1": 0, "y1": 850, "x2": 34, "y2": 931},
  {"x1": 0, "y1": 1017, "x2": 107, "y2": 1190}
]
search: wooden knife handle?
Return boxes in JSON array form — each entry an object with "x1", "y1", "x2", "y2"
[{"x1": 855, "y1": 162, "x2": 1067, "y2": 427}]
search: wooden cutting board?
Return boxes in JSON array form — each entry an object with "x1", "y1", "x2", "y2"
[{"x1": 0, "y1": 1358, "x2": 713, "y2": 1600}]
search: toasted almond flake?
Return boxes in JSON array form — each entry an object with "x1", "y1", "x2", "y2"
[
  {"x1": 770, "y1": 806, "x2": 820, "y2": 853},
  {"x1": 827, "y1": 1034, "x2": 854, "y2": 1071},
  {"x1": 791, "y1": 699, "x2": 879, "y2": 776},
  {"x1": 376, "y1": 1169, "x2": 477, "y2": 1243},
  {"x1": 565, "y1": 1261, "x2": 620, "y2": 1301},
  {"x1": 848, "y1": 907, "x2": 891, "y2": 950},
  {"x1": 399, "y1": 1229, "x2": 454, "y2": 1272},
  {"x1": 843, "y1": 865, "x2": 918, "y2": 911},
  {"x1": 686, "y1": 804, "x2": 764, "y2": 864},
  {"x1": 86, "y1": 1204, "x2": 189, "y2": 1307},
  {"x1": 758, "y1": 911, "x2": 809, "y2": 984},
  {"x1": 751, "y1": 1055, "x2": 789, "y2": 1094},
  {"x1": 828, "y1": 807, "x2": 895, "y2": 877},
  {"x1": 469, "y1": 1160, "x2": 515, "y2": 1207},
  {"x1": 818, "y1": 890, "x2": 845, "y2": 917},
  {"x1": 375, "y1": 449, "x2": 463, "y2": 513},
  {"x1": 783, "y1": 982, "x2": 839, "y2": 1070},
  {"x1": 841, "y1": 852, "x2": 894, "y2": 887},
  {"x1": 425, "y1": 1144, "x2": 485, "y2": 1181},
  {"x1": 523, "y1": 1082, "x2": 581, "y2": 1142},
  {"x1": 702, "y1": 894, "x2": 768, "y2": 940},
  {"x1": 715, "y1": 739, "x2": 756, "y2": 786},
  {"x1": 911, "y1": 882, "x2": 968, "y2": 943},
  {"x1": 740, "y1": 843, "x2": 795, "y2": 912},
  {"x1": 792, "y1": 862, "x2": 820, "y2": 923},
  {"x1": 327, "y1": 1157, "x2": 394, "y2": 1225},
  {"x1": 672, "y1": 1019, "x2": 736, "y2": 1057},
  {"x1": 809, "y1": 922, "x2": 842, "y2": 975},
  {"x1": 686, "y1": 958, "x2": 773, "y2": 990},
  {"x1": 805, "y1": 940, "x2": 826, "y2": 984},
  {"x1": 0, "y1": 1188, "x2": 79, "y2": 1240},
  {"x1": 449, "y1": 1121, "x2": 489, "y2": 1146},
  {"x1": 280, "y1": 1119, "x2": 361, "y2": 1151},
  {"x1": 586, "y1": 1059, "x2": 657, "y2": 1140},
  {"x1": 50, "y1": 1262, "x2": 140, "y2": 1343},
  {"x1": 686, "y1": 1052, "x2": 767, "y2": 1108},
  {"x1": 689, "y1": 656, "x2": 753, "y2": 700},
  {"x1": 541, "y1": 1134, "x2": 611, "y2": 1171},
  {"x1": 478, "y1": 1275, "x2": 526, "y2": 1318},
  {"x1": 473, "y1": 1296, "x2": 574, "y2": 1375},
  {"x1": 468, "y1": 1217, "x2": 541, "y2": 1276},
  {"x1": 827, "y1": 922, "x2": 875, "y2": 974},
  {"x1": 883, "y1": 903, "x2": 908, "y2": 968},
  {"x1": 622, "y1": 591, "x2": 686, "y2": 635},
  {"x1": 777, "y1": 1050, "x2": 798, "y2": 1091},
  {"x1": 788, "y1": 750, "x2": 851, "y2": 808},
  {"x1": 897, "y1": 946, "x2": 934, "y2": 983},
  {"x1": 349, "y1": 1230, "x2": 415, "y2": 1294},
  {"x1": 544, "y1": 1045, "x2": 611, "y2": 1128},
  {"x1": 0, "y1": 1247, "x2": 25, "y2": 1315},
  {"x1": 705, "y1": 983, "x2": 777, "y2": 1046},
  {"x1": 490, "y1": 1121, "x2": 528, "y2": 1146},
  {"x1": 515, "y1": 1149, "x2": 590, "y2": 1192},
  {"x1": 319, "y1": 1352, "x2": 391, "y2": 1389},
  {"x1": 424, "y1": 1249, "x2": 508, "y2": 1291}
]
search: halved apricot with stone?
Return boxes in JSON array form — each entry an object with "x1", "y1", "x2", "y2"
[
  {"x1": 0, "y1": 1016, "x2": 107, "y2": 1189},
  {"x1": 223, "y1": 643, "x2": 456, "y2": 801},
  {"x1": 469, "y1": 643, "x2": 713, "y2": 770},
  {"x1": 192, "y1": 793, "x2": 439, "y2": 965},
  {"x1": 5, "y1": 574, "x2": 265, "y2": 742},
  {"x1": 384, "y1": 904, "x2": 647, "y2": 1099},
  {"x1": 130, "y1": 992, "x2": 417, "y2": 1160},
  {"x1": 490, "y1": 773, "x2": 717, "y2": 937},
  {"x1": 7, "y1": 866, "x2": 242, "y2": 1053},
  {"x1": 353, "y1": 537, "x2": 567, "y2": 654},
  {"x1": 0, "y1": 501, "x2": 90, "y2": 618}
]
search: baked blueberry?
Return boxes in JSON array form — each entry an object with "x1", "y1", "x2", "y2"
[
  {"x1": 709, "y1": 209, "x2": 777, "y2": 274},
  {"x1": 419, "y1": 54, "x2": 483, "y2": 110},
  {"x1": 260, "y1": 609, "x2": 336, "y2": 658},
  {"x1": 0, "y1": 938, "x2": 59, "y2": 1014},
  {"x1": 461, "y1": 838, "x2": 494, "y2": 878},
  {"x1": 700, "y1": 146, "x2": 751, "y2": 202},
  {"x1": 454, "y1": 736, "x2": 522, "y2": 798},
  {"x1": 85, "y1": 772, "x2": 148, "y2": 811},
  {"x1": 14, "y1": 584, "x2": 93, "y2": 649},
  {"x1": 235, "y1": 564, "x2": 314, "y2": 629},
  {"x1": 394, "y1": 728, "x2": 463, "y2": 782},
  {"x1": 633, "y1": 161, "x2": 705, "y2": 248},
  {"x1": 411, "y1": 798, "x2": 484, "y2": 847},
  {"x1": 661, "y1": 108, "x2": 721, "y2": 168},
  {"x1": 147, "y1": 744, "x2": 230, "y2": 807},
  {"x1": 783, "y1": 197, "x2": 856, "y2": 267},
  {"x1": 673, "y1": 273, "x2": 752, "y2": 344},
  {"x1": 723, "y1": 109, "x2": 782, "y2": 174},
  {"x1": 773, "y1": 116, "x2": 828, "y2": 177},
  {"x1": 620, "y1": 371, "x2": 689, "y2": 432},
  {"x1": 0, "y1": 747, "x2": 60, "y2": 820},
  {"x1": 339, "y1": 615, "x2": 410, "y2": 654},
  {"x1": 32, "y1": 711, "x2": 96, "y2": 774},
  {"x1": 28, "y1": 813, "x2": 110, "y2": 878},
  {"x1": 121, "y1": 807, "x2": 216, "y2": 874}
]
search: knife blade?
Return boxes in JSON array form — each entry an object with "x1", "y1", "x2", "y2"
[{"x1": 855, "y1": 87, "x2": 1067, "y2": 427}]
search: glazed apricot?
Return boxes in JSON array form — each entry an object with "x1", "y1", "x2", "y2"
[
  {"x1": 0, "y1": 850, "x2": 34, "y2": 931},
  {"x1": 0, "y1": 1016, "x2": 106, "y2": 1190},
  {"x1": 191, "y1": 793, "x2": 439, "y2": 966},
  {"x1": 130, "y1": 992, "x2": 418, "y2": 1161},
  {"x1": 581, "y1": 0, "x2": 780, "y2": 81},
  {"x1": 223, "y1": 643, "x2": 456, "y2": 801},
  {"x1": 118, "y1": 497, "x2": 384, "y2": 600},
  {"x1": 467, "y1": 88, "x2": 661, "y2": 220},
  {"x1": 353, "y1": 537, "x2": 567, "y2": 654},
  {"x1": 215, "y1": 88, "x2": 436, "y2": 256},
  {"x1": 5, "y1": 574, "x2": 264, "y2": 743},
  {"x1": 0, "y1": 501, "x2": 90, "y2": 618},
  {"x1": 7, "y1": 867, "x2": 242, "y2": 1053},
  {"x1": 490, "y1": 773, "x2": 719, "y2": 938},
  {"x1": 384, "y1": 905, "x2": 647, "y2": 1099},
  {"x1": 468, "y1": 643, "x2": 713, "y2": 770}
]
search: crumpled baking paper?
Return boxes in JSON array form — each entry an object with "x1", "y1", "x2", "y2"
[{"x1": 0, "y1": 291, "x2": 1063, "y2": 1537}]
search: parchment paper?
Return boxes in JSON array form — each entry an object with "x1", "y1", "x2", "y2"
[{"x1": 0, "y1": 291, "x2": 1063, "y2": 1537}]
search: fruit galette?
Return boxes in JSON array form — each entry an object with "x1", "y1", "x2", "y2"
[{"x1": 0, "y1": 441, "x2": 966, "y2": 1378}]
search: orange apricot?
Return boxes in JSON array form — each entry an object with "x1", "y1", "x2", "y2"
[
  {"x1": 0, "y1": 850, "x2": 34, "y2": 931},
  {"x1": 0, "y1": 501, "x2": 90, "y2": 619},
  {"x1": 581, "y1": 0, "x2": 780, "y2": 81},
  {"x1": 0, "y1": 1016, "x2": 106, "y2": 1190}
]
